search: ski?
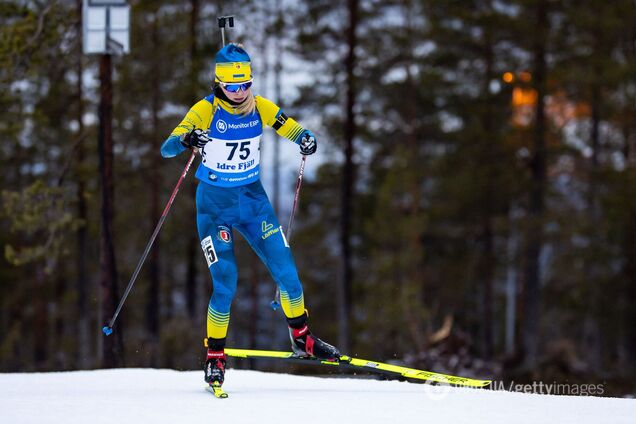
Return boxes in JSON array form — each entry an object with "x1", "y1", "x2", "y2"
[
  {"x1": 205, "y1": 382, "x2": 228, "y2": 399},
  {"x1": 224, "y1": 348, "x2": 491, "y2": 388}
]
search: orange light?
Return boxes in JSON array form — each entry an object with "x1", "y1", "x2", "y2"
[
  {"x1": 512, "y1": 87, "x2": 537, "y2": 106},
  {"x1": 519, "y1": 71, "x2": 532, "y2": 82},
  {"x1": 502, "y1": 72, "x2": 515, "y2": 83}
]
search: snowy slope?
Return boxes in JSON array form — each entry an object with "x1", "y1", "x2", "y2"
[{"x1": 1, "y1": 368, "x2": 634, "y2": 424}]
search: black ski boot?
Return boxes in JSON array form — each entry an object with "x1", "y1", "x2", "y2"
[
  {"x1": 204, "y1": 337, "x2": 227, "y2": 386},
  {"x1": 287, "y1": 312, "x2": 340, "y2": 361}
]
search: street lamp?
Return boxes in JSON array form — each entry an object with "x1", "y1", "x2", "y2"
[
  {"x1": 82, "y1": 0, "x2": 130, "y2": 367},
  {"x1": 82, "y1": 0, "x2": 130, "y2": 55}
]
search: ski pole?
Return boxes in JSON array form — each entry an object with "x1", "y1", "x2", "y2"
[
  {"x1": 271, "y1": 154, "x2": 307, "y2": 310},
  {"x1": 103, "y1": 150, "x2": 198, "y2": 336}
]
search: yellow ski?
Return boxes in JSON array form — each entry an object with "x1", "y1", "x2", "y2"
[
  {"x1": 224, "y1": 348, "x2": 491, "y2": 388},
  {"x1": 205, "y1": 381, "x2": 228, "y2": 399}
]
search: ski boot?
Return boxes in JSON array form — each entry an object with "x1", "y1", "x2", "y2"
[
  {"x1": 287, "y1": 312, "x2": 340, "y2": 361},
  {"x1": 204, "y1": 337, "x2": 227, "y2": 386}
]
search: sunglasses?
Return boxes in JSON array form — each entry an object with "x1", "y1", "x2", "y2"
[{"x1": 220, "y1": 80, "x2": 253, "y2": 93}]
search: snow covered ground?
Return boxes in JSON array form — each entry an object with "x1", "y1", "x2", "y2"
[{"x1": 1, "y1": 368, "x2": 634, "y2": 424}]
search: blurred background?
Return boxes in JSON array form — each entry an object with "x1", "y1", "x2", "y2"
[{"x1": 1, "y1": 0, "x2": 635, "y2": 396}]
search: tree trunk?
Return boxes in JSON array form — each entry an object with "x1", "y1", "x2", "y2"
[
  {"x1": 273, "y1": 0, "x2": 282, "y2": 215},
  {"x1": 521, "y1": 0, "x2": 548, "y2": 368},
  {"x1": 99, "y1": 53, "x2": 122, "y2": 368},
  {"x1": 33, "y1": 266, "x2": 48, "y2": 370},
  {"x1": 400, "y1": 0, "x2": 426, "y2": 355},
  {"x1": 583, "y1": 66, "x2": 602, "y2": 369},
  {"x1": 339, "y1": 0, "x2": 358, "y2": 354},
  {"x1": 55, "y1": 265, "x2": 68, "y2": 369},
  {"x1": 146, "y1": 14, "x2": 161, "y2": 359},
  {"x1": 75, "y1": 0, "x2": 90, "y2": 369},
  {"x1": 480, "y1": 20, "x2": 496, "y2": 361},
  {"x1": 185, "y1": 0, "x2": 200, "y2": 320},
  {"x1": 623, "y1": 212, "x2": 636, "y2": 371}
]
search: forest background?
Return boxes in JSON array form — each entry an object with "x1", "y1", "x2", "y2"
[{"x1": 1, "y1": 0, "x2": 636, "y2": 397}]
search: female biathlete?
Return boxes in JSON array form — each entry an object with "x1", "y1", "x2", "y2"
[{"x1": 161, "y1": 44, "x2": 339, "y2": 388}]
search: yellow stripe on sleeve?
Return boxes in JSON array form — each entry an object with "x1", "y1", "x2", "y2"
[{"x1": 256, "y1": 95, "x2": 306, "y2": 143}]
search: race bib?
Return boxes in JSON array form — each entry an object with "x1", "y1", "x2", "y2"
[
  {"x1": 200, "y1": 135, "x2": 261, "y2": 174},
  {"x1": 201, "y1": 236, "x2": 218, "y2": 267}
]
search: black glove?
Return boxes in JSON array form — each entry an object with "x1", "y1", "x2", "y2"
[
  {"x1": 299, "y1": 130, "x2": 317, "y2": 155},
  {"x1": 181, "y1": 128, "x2": 211, "y2": 149}
]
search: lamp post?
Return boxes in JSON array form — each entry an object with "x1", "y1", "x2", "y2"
[{"x1": 83, "y1": 0, "x2": 130, "y2": 367}]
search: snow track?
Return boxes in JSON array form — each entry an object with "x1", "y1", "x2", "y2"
[{"x1": 1, "y1": 368, "x2": 633, "y2": 424}]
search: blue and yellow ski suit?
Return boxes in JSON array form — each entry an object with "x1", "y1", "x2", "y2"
[{"x1": 161, "y1": 93, "x2": 309, "y2": 341}]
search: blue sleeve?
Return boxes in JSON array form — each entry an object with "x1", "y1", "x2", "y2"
[{"x1": 161, "y1": 135, "x2": 187, "y2": 158}]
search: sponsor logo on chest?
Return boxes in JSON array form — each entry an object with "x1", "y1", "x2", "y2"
[{"x1": 215, "y1": 119, "x2": 259, "y2": 134}]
